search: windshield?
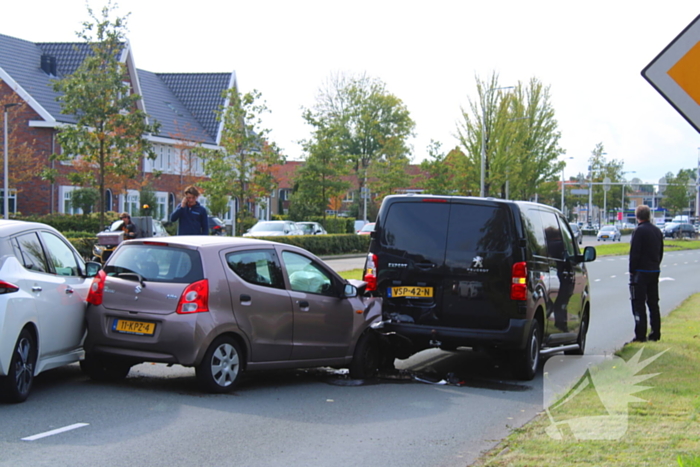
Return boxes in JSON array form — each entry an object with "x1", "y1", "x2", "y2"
[{"x1": 250, "y1": 222, "x2": 284, "y2": 232}]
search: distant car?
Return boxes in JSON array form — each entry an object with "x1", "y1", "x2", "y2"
[
  {"x1": 597, "y1": 225, "x2": 621, "y2": 242},
  {"x1": 0, "y1": 220, "x2": 101, "y2": 402},
  {"x1": 82, "y1": 236, "x2": 383, "y2": 393},
  {"x1": 569, "y1": 223, "x2": 583, "y2": 245},
  {"x1": 208, "y1": 216, "x2": 226, "y2": 236},
  {"x1": 296, "y1": 222, "x2": 327, "y2": 235},
  {"x1": 357, "y1": 223, "x2": 375, "y2": 235},
  {"x1": 242, "y1": 221, "x2": 303, "y2": 237},
  {"x1": 664, "y1": 222, "x2": 696, "y2": 239}
]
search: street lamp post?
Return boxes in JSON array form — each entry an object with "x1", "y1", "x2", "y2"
[
  {"x1": 480, "y1": 86, "x2": 514, "y2": 197},
  {"x1": 560, "y1": 156, "x2": 574, "y2": 214},
  {"x1": 3, "y1": 103, "x2": 21, "y2": 220},
  {"x1": 620, "y1": 170, "x2": 636, "y2": 225}
]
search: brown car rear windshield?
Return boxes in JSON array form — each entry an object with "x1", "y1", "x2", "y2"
[{"x1": 105, "y1": 245, "x2": 203, "y2": 283}]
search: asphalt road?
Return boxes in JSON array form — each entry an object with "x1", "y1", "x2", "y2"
[{"x1": 2, "y1": 244, "x2": 698, "y2": 467}]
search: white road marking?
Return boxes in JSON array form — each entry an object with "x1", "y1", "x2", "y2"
[
  {"x1": 22, "y1": 423, "x2": 89, "y2": 441},
  {"x1": 595, "y1": 279, "x2": 601, "y2": 282},
  {"x1": 611, "y1": 275, "x2": 616, "y2": 278},
  {"x1": 660, "y1": 277, "x2": 675, "y2": 282}
]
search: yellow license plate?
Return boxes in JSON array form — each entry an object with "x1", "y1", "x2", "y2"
[
  {"x1": 388, "y1": 286, "x2": 433, "y2": 298},
  {"x1": 112, "y1": 319, "x2": 156, "y2": 335}
]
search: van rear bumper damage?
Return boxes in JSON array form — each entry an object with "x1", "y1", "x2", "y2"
[{"x1": 374, "y1": 318, "x2": 532, "y2": 354}]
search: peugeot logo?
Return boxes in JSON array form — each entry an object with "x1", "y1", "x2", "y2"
[{"x1": 472, "y1": 256, "x2": 484, "y2": 268}]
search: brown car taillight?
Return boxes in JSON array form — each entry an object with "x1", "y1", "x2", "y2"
[
  {"x1": 87, "y1": 270, "x2": 106, "y2": 305},
  {"x1": 0, "y1": 280, "x2": 19, "y2": 294},
  {"x1": 510, "y1": 262, "x2": 527, "y2": 301},
  {"x1": 177, "y1": 279, "x2": 209, "y2": 314},
  {"x1": 363, "y1": 253, "x2": 378, "y2": 292}
]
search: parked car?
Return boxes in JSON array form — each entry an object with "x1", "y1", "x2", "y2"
[
  {"x1": 569, "y1": 222, "x2": 583, "y2": 244},
  {"x1": 357, "y1": 222, "x2": 375, "y2": 235},
  {"x1": 596, "y1": 225, "x2": 621, "y2": 242},
  {"x1": 82, "y1": 237, "x2": 383, "y2": 393},
  {"x1": 362, "y1": 195, "x2": 596, "y2": 380},
  {"x1": 242, "y1": 220, "x2": 303, "y2": 237},
  {"x1": 664, "y1": 222, "x2": 697, "y2": 239},
  {"x1": 208, "y1": 216, "x2": 226, "y2": 236},
  {"x1": 296, "y1": 221, "x2": 327, "y2": 235},
  {"x1": 0, "y1": 220, "x2": 101, "y2": 402}
]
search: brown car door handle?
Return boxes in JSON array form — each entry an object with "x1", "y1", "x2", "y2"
[
  {"x1": 297, "y1": 300, "x2": 309, "y2": 308},
  {"x1": 240, "y1": 294, "x2": 251, "y2": 302}
]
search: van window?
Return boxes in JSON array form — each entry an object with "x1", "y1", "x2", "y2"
[
  {"x1": 445, "y1": 203, "x2": 513, "y2": 267},
  {"x1": 522, "y1": 208, "x2": 547, "y2": 257},
  {"x1": 381, "y1": 202, "x2": 450, "y2": 263},
  {"x1": 541, "y1": 211, "x2": 565, "y2": 259}
]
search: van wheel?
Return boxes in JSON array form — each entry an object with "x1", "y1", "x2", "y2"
[
  {"x1": 565, "y1": 312, "x2": 588, "y2": 356},
  {"x1": 80, "y1": 353, "x2": 131, "y2": 382},
  {"x1": 1, "y1": 329, "x2": 37, "y2": 403},
  {"x1": 196, "y1": 336, "x2": 243, "y2": 393},
  {"x1": 510, "y1": 322, "x2": 540, "y2": 381},
  {"x1": 349, "y1": 331, "x2": 380, "y2": 379}
]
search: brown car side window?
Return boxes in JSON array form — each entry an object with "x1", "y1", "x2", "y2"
[
  {"x1": 227, "y1": 249, "x2": 284, "y2": 289},
  {"x1": 281, "y1": 251, "x2": 334, "y2": 296}
]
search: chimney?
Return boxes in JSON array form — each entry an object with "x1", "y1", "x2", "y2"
[{"x1": 40, "y1": 54, "x2": 57, "y2": 76}]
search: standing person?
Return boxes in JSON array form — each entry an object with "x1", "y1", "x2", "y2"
[
  {"x1": 119, "y1": 212, "x2": 140, "y2": 239},
  {"x1": 170, "y1": 186, "x2": 209, "y2": 235},
  {"x1": 629, "y1": 205, "x2": 664, "y2": 342}
]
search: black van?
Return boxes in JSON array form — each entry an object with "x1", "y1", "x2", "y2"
[{"x1": 364, "y1": 195, "x2": 596, "y2": 380}]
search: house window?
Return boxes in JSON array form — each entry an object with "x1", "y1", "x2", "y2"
[
  {"x1": 59, "y1": 186, "x2": 82, "y2": 214},
  {"x1": 156, "y1": 192, "x2": 167, "y2": 220},
  {"x1": 343, "y1": 191, "x2": 355, "y2": 203},
  {"x1": 123, "y1": 190, "x2": 139, "y2": 215},
  {"x1": 0, "y1": 189, "x2": 17, "y2": 216}
]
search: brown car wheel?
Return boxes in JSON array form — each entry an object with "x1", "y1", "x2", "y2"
[{"x1": 196, "y1": 336, "x2": 243, "y2": 393}]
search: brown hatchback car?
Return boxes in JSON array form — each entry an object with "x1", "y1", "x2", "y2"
[{"x1": 83, "y1": 236, "x2": 382, "y2": 393}]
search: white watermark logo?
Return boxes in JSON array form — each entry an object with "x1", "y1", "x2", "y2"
[{"x1": 543, "y1": 348, "x2": 667, "y2": 440}]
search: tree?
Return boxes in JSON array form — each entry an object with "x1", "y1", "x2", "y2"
[
  {"x1": 585, "y1": 143, "x2": 625, "y2": 221},
  {"x1": 457, "y1": 73, "x2": 565, "y2": 200},
  {"x1": 663, "y1": 169, "x2": 695, "y2": 216},
  {"x1": 46, "y1": 2, "x2": 159, "y2": 228},
  {"x1": 288, "y1": 135, "x2": 350, "y2": 220},
  {"x1": 419, "y1": 141, "x2": 471, "y2": 195},
  {"x1": 139, "y1": 183, "x2": 156, "y2": 216},
  {"x1": 302, "y1": 73, "x2": 415, "y2": 217},
  {"x1": 200, "y1": 86, "x2": 283, "y2": 226},
  {"x1": 69, "y1": 187, "x2": 99, "y2": 215}
]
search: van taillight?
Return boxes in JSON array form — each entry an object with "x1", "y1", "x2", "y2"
[
  {"x1": 0, "y1": 280, "x2": 19, "y2": 294},
  {"x1": 510, "y1": 262, "x2": 527, "y2": 301},
  {"x1": 177, "y1": 279, "x2": 209, "y2": 314},
  {"x1": 87, "y1": 270, "x2": 106, "y2": 305},
  {"x1": 363, "y1": 253, "x2": 378, "y2": 292}
]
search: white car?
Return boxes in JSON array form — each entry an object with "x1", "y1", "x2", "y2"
[
  {"x1": 596, "y1": 225, "x2": 622, "y2": 242},
  {"x1": 0, "y1": 220, "x2": 100, "y2": 402},
  {"x1": 242, "y1": 221, "x2": 303, "y2": 237}
]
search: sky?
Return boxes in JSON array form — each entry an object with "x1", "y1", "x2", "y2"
[{"x1": 4, "y1": 1, "x2": 700, "y2": 184}]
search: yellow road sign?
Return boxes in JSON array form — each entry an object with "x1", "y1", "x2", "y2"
[{"x1": 642, "y1": 14, "x2": 700, "y2": 133}]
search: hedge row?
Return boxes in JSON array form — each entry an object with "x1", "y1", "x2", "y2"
[{"x1": 65, "y1": 233, "x2": 371, "y2": 261}]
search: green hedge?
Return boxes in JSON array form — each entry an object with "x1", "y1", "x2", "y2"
[
  {"x1": 66, "y1": 233, "x2": 371, "y2": 260},
  {"x1": 245, "y1": 234, "x2": 371, "y2": 256},
  {"x1": 12, "y1": 212, "x2": 119, "y2": 233}
]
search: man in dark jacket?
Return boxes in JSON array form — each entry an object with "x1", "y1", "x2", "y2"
[
  {"x1": 170, "y1": 186, "x2": 209, "y2": 235},
  {"x1": 629, "y1": 205, "x2": 664, "y2": 342}
]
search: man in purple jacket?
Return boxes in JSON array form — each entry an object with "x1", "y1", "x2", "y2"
[
  {"x1": 170, "y1": 186, "x2": 209, "y2": 235},
  {"x1": 628, "y1": 205, "x2": 664, "y2": 342}
]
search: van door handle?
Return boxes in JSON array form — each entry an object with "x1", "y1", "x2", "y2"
[{"x1": 415, "y1": 262, "x2": 436, "y2": 270}]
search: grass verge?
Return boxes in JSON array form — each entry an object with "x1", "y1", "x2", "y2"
[
  {"x1": 470, "y1": 294, "x2": 700, "y2": 467},
  {"x1": 593, "y1": 239, "x2": 700, "y2": 257}
]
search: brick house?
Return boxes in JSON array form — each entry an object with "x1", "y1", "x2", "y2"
[{"x1": 0, "y1": 32, "x2": 243, "y2": 223}]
